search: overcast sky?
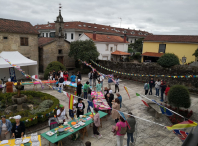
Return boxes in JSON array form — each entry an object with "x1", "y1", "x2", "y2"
[{"x1": 0, "y1": 0, "x2": 197, "y2": 35}]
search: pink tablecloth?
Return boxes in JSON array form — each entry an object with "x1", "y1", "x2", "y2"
[
  {"x1": 34, "y1": 80, "x2": 56, "y2": 84},
  {"x1": 93, "y1": 99, "x2": 111, "y2": 110},
  {"x1": 91, "y1": 91, "x2": 104, "y2": 99}
]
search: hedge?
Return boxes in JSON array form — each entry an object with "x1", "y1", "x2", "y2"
[
  {"x1": 157, "y1": 53, "x2": 180, "y2": 67},
  {"x1": 0, "y1": 91, "x2": 59, "y2": 127}
]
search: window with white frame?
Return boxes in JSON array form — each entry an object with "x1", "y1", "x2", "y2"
[
  {"x1": 106, "y1": 44, "x2": 109, "y2": 51},
  {"x1": 110, "y1": 47, "x2": 113, "y2": 52}
]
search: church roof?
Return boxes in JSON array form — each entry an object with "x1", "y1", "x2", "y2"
[
  {"x1": 0, "y1": 18, "x2": 39, "y2": 35},
  {"x1": 38, "y1": 37, "x2": 56, "y2": 47}
]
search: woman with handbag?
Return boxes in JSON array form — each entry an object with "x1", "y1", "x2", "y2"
[{"x1": 115, "y1": 116, "x2": 127, "y2": 146}]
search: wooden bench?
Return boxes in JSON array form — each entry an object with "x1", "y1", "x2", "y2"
[{"x1": 147, "y1": 102, "x2": 162, "y2": 119}]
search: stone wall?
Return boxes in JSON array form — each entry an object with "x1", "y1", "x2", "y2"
[
  {"x1": 0, "y1": 32, "x2": 38, "y2": 62},
  {"x1": 93, "y1": 60, "x2": 198, "y2": 90},
  {"x1": 42, "y1": 38, "x2": 75, "y2": 71}
]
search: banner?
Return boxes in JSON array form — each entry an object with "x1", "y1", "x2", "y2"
[
  {"x1": 173, "y1": 130, "x2": 188, "y2": 142},
  {"x1": 118, "y1": 111, "x2": 131, "y2": 129},
  {"x1": 124, "y1": 86, "x2": 130, "y2": 99},
  {"x1": 90, "y1": 59, "x2": 198, "y2": 78},
  {"x1": 9, "y1": 67, "x2": 17, "y2": 82},
  {"x1": 166, "y1": 120, "x2": 197, "y2": 130}
]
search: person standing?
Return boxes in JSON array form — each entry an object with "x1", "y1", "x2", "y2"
[
  {"x1": 0, "y1": 115, "x2": 12, "y2": 140},
  {"x1": 69, "y1": 100, "x2": 77, "y2": 120},
  {"x1": 87, "y1": 90, "x2": 94, "y2": 113},
  {"x1": 108, "y1": 90, "x2": 114, "y2": 109},
  {"x1": 11, "y1": 115, "x2": 25, "y2": 138},
  {"x1": 108, "y1": 77, "x2": 113, "y2": 89},
  {"x1": 99, "y1": 75, "x2": 104, "y2": 91},
  {"x1": 70, "y1": 72, "x2": 76, "y2": 83},
  {"x1": 116, "y1": 93, "x2": 122, "y2": 108},
  {"x1": 77, "y1": 79, "x2": 83, "y2": 97},
  {"x1": 96, "y1": 81, "x2": 102, "y2": 92},
  {"x1": 144, "y1": 81, "x2": 149, "y2": 96},
  {"x1": 92, "y1": 108, "x2": 102, "y2": 139},
  {"x1": 6, "y1": 78, "x2": 13, "y2": 93},
  {"x1": 149, "y1": 78, "x2": 155, "y2": 95},
  {"x1": 155, "y1": 79, "x2": 161, "y2": 97},
  {"x1": 126, "y1": 112, "x2": 136, "y2": 146},
  {"x1": 57, "y1": 105, "x2": 68, "y2": 123},
  {"x1": 115, "y1": 76, "x2": 120, "y2": 93},
  {"x1": 58, "y1": 77, "x2": 64, "y2": 90},
  {"x1": 83, "y1": 81, "x2": 90, "y2": 99},
  {"x1": 104, "y1": 87, "x2": 109, "y2": 100},
  {"x1": 88, "y1": 71, "x2": 93, "y2": 86},
  {"x1": 165, "y1": 85, "x2": 170, "y2": 103},
  {"x1": 57, "y1": 71, "x2": 60, "y2": 78},
  {"x1": 60, "y1": 70, "x2": 63, "y2": 78},
  {"x1": 93, "y1": 72, "x2": 98, "y2": 86},
  {"x1": 52, "y1": 70, "x2": 56, "y2": 80},
  {"x1": 63, "y1": 72, "x2": 68, "y2": 81},
  {"x1": 76, "y1": 98, "x2": 85, "y2": 117},
  {"x1": 112, "y1": 98, "x2": 120, "y2": 123},
  {"x1": 115, "y1": 116, "x2": 127, "y2": 146},
  {"x1": 77, "y1": 71, "x2": 82, "y2": 80},
  {"x1": 160, "y1": 82, "x2": 167, "y2": 102}
]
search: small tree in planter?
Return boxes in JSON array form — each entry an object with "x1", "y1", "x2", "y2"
[{"x1": 168, "y1": 85, "x2": 191, "y2": 110}]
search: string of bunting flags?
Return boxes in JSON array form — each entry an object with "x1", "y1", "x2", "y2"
[
  {"x1": 90, "y1": 59, "x2": 198, "y2": 78},
  {"x1": 0, "y1": 55, "x2": 44, "y2": 89}
]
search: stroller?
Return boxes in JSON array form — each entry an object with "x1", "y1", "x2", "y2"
[{"x1": 48, "y1": 117, "x2": 59, "y2": 130}]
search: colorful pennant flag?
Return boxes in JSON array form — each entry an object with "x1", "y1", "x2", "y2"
[
  {"x1": 118, "y1": 111, "x2": 131, "y2": 129},
  {"x1": 173, "y1": 130, "x2": 189, "y2": 142},
  {"x1": 124, "y1": 86, "x2": 130, "y2": 99},
  {"x1": 136, "y1": 93, "x2": 149, "y2": 107},
  {"x1": 69, "y1": 94, "x2": 74, "y2": 110},
  {"x1": 152, "y1": 100, "x2": 173, "y2": 116},
  {"x1": 166, "y1": 120, "x2": 197, "y2": 130}
]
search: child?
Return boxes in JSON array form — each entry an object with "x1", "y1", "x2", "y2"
[
  {"x1": 87, "y1": 90, "x2": 94, "y2": 113},
  {"x1": 144, "y1": 81, "x2": 149, "y2": 96},
  {"x1": 69, "y1": 100, "x2": 77, "y2": 120},
  {"x1": 76, "y1": 98, "x2": 85, "y2": 117},
  {"x1": 95, "y1": 81, "x2": 102, "y2": 92},
  {"x1": 70, "y1": 72, "x2": 76, "y2": 83},
  {"x1": 92, "y1": 108, "x2": 102, "y2": 139},
  {"x1": 165, "y1": 85, "x2": 170, "y2": 103},
  {"x1": 83, "y1": 81, "x2": 90, "y2": 99}
]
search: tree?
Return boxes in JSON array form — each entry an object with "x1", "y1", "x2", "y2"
[
  {"x1": 69, "y1": 40, "x2": 99, "y2": 63},
  {"x1": 168, "y1": 85, "x2": 191, "y2": 109},
  {"x1": 157, "y1": 53, "x2": 180, "y2": 67},
  {"x1": 128, "y1": 38, "x2": 144, "y2": 52},
  {"x1": 193, "y1": 48, "x2": 198, "y2": 59},
  {"x1": 44, "y1": 61, "x2": 66, "y2": 79}
]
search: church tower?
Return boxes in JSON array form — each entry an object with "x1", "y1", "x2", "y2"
[{"x1": 55, "y1": 4, "x2": 64, "y2": 38}]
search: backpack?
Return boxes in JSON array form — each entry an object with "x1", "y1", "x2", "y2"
[{"x1": 119, "y1": 122, "x2": 127, "y2": 135}]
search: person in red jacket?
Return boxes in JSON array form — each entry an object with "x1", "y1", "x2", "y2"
[
  {"x1": 63, "y1": 72, "x2": 68, "y2": 81},
  {"x1": 165, "y1": 85, "x2": 170, "y2": 103}
]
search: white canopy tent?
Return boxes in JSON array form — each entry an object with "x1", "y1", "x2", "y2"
[{"x1": 0, "y1": 51, "x2": 38, "y2": 81}]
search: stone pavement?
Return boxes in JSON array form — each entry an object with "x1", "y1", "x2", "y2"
[{"x1": 22, "y1": 75, "x2": 198, "y2": 146}]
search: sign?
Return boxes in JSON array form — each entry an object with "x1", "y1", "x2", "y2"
[{"x1": 9, "y1": 67, "x2": 16, "y2": 82}]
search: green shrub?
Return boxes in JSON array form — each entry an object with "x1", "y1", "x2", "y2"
[
  {"x1": 0, "y1": 91, "x2": 59, "y2": 127},
  {"x1": 133, "y1": 52, "x2": 141, "y2": 60},
  {"x1": 168, "y1": 85, "x2": 191, "y2": 109},
  {"x1": 44, "y1": 61, "x2": 66, "y2": 79},
  {"x1": 157, "y1": 53, "x2": 180, "y2": 67}
]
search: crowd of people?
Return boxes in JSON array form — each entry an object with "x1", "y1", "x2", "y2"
[{"x1": 144, "y1": 78, "x2": 171, "y2": 103}]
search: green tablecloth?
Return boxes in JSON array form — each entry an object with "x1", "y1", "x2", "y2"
[{"x1": 41, "y1": 111, "x2": 107, "y2": 143}]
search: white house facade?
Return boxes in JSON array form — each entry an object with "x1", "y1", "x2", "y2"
[{"x1": 78, "y1": 33, "x2": 130, "y2": 61}]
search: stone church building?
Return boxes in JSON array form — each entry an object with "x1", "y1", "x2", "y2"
[{"x1": 38, "y1": 10, "x2": 75, "y2": 72}]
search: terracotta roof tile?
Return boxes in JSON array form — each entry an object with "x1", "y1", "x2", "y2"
[
  {"x1": 84, "y1": 33, "x2": 129, "y2": 43},
  {"x1": 144, "y1": 35, "x2": 198, "y2": 43},
  {"x1": 0, "y1": 18, "x2": 39, "y2": 35},
  {"x1": 38, "y1": 37, "x2": 56, "y2": 47},
  {"x1": 141, "y1": 52, "x2": 164, "y2": 57},
  {"x1": 111, "y1": 51, "x2": 131, "y2": 56},
  {"x1": 34, "y1": 21, "x2": 152, "y2": 37}
]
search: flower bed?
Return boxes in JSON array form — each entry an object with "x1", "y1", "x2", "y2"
[
  {"x1": 162, "y1": 103, "x2": 193, "y2": 124},
  {"x1": 0, "y1": 91, "x2": 59, "y2": 127}
]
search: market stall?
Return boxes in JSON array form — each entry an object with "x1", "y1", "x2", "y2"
[{"x1": 41, "y1": 111, "x2": 107, "y2": 145}]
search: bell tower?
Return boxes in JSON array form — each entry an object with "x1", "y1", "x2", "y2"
[{"x1": 55, "y1": 3, "x2": 64, "y2": 38}]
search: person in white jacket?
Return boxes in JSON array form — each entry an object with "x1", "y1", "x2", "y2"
[
  {"x1": 155, "y1": 79, "x2": 161, "y2": 97},
  {"x1": 88, "y1": 71, "x2": 93, "y2": 86}
]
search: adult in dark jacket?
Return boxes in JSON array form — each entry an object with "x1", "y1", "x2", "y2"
[
  {"x1": 160, "y1": 82, "x2": 167, "y2": 102},
  {"x1": 77, "y1": 71, "x2": 82, "y2": 80},
  {"x1": 108, "y1": 90, "x2": 114, "y2": 109},
  {"x1": 77, "y1": 79, "x2": 83, "y2": 96},
  {"x1": 76, "y1": 98, "x2": 85, "y2": 117},
  {"x1": 104, "y1": 87, "x2": 109, "y2": 100},
  {"x1": 149, "y1": 78, "x2": 155, "y2": 95},
  {"x1": 93, "y1": 72, "x2": 98, "y2": 86},
  {"x1": 126, "y1": 112, "x2": 136, "y2": 146},
  {"x1": 52, "y1": 70, "x2": 56, "y2": 80},
  {"x1": 11, "y1": 115, "x2": 25, "y2": 138}
]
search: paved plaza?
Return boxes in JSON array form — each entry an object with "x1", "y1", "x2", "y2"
[{"x1": 22, "y1": 75, "x2": 198, "y2": 146}]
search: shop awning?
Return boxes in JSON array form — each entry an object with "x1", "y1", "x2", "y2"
[
  {"x1": 141, "y1": 52, "x2": 164, "y2": 57},
  {"x1": 111, "y1": 51, "x2": 131, "y2": 56}
]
